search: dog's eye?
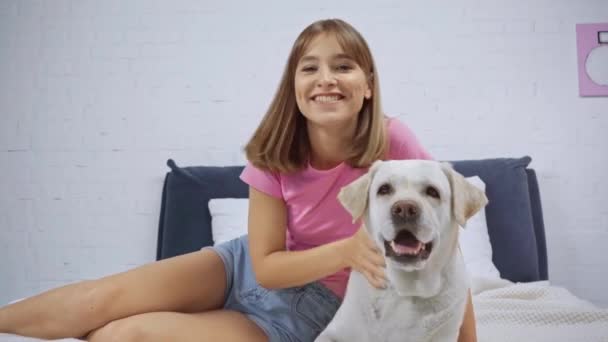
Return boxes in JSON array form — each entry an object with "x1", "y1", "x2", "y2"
[
  {"x1": 377, "y1": 183, "x2": 393, "y2": 196},
  {"x1": 426, "y1": 186, "x2": 440, "y2": 199}
]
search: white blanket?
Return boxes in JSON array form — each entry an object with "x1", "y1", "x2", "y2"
[
  {"x1": 3, "y1": 279, "x2": 608, "y2": 341},
  {"x1": 473, "y1": 277, "x2": 608, "y2": 342}
]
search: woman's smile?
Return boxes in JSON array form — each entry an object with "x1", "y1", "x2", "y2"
[
  {"x1": 311, "y1": 94, "x2": 345, "y2": 103},
  {"x1": 295, "y1": 33, "x2": 371, "y2": 129}
]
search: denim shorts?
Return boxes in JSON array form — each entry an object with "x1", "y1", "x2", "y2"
[{"x1": 206, "y1": 235, "x2": 342, "y2": 342}]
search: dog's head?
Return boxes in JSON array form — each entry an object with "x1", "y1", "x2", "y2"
[{"x1": 339, "y1": 160, "x2": 488, "y2": 273}]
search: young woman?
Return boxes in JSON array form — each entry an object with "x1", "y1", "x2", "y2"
[{"x1": 0, "y1": 19, "x2": 477, "y2": 342}]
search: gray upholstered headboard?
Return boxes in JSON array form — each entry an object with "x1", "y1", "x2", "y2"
[{"x1": 156, "y1": 156, "x2": 547, "y2": 283}]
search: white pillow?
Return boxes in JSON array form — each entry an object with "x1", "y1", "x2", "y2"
[
  {"x1": 208, "y1": 198, "x2": 249, "y2": 245},
  {"x1": 207, "y1": 176, "x2": 500, "y2": 281},
  {"x1": 459, "y1": 176, "x2": 501, "y2": 281}
]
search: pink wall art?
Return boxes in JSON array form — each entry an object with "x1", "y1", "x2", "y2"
[{"x1": 576, "y1": 23, "x2": 608, "y2": 97}]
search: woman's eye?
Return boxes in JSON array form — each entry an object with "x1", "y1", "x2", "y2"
[
  {"x1": 301, "y1": 66, "x2": 317, "y2": 72},
  {"x1": 336, "y1": 64, "x2": 352, "y2": 71},
  {"x1": 426, "y1": 186, "x2": 440, "y2": 199},
  {"x1": 377, "y1": 183, "x2": 393, "y2": 196}
]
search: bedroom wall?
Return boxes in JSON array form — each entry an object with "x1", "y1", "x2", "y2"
[{"x1": 1, "y1": 0, "x2": 607, "y2": 309}]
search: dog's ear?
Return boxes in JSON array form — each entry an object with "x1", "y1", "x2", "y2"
[
  {"x1": 338, "y1": 160, "x2": 382, "y2": 222},
  {"x1": 441, "y1": 162, "x2": 488, "y2": 227}
]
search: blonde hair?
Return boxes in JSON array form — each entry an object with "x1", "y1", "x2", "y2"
[{"x1": 244, "y1": 19, "x2": 387, "y2": 173}]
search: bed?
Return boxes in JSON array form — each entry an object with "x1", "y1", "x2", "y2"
[
  {"x1": 156, "y1": 156, "x2": 548, "y2": 282},
  {"x1": 4, "y1": 156, "x2": 607, "y2": 342},
  {"x1": 156, "y1": 155, "x2": 608, "y2": 341}
]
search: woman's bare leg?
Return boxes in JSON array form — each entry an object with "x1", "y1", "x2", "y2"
[
  {"x1": 86, "y1": 310, "x2": 267, "y2": 342},
  {"x1": 0, "y1": 249, "x2": 227, "y2": 340}
]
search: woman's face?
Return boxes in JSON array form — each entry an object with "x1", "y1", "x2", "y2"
[{"x1": 294, "y1": 33, "x2": 371, "y2": 130}]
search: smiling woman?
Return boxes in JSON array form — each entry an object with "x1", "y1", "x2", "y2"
[
  {"x1": 0, "y1": 18, "x2": 473, "y2": 342},
  {"x1": 294, "y1": 35, "x2": 372, "y2": 129},
  {"x1": 295, "y1": 34, "x2": 374, "y2": 170},
  {"x1": 244, "y1": 19, "x2": 387, "y2": 174}
]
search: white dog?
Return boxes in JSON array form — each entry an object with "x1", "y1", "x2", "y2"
[{"x1": 315, "y1": 160, "x2": 488, "y2": 342}]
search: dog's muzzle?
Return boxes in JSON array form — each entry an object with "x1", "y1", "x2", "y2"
[
  {"x1": 384, "y1": 230, "x2": 433, "y2": 261},
  {"x1": 385, "y1": 200, "x2": 433, "y2": 262}
]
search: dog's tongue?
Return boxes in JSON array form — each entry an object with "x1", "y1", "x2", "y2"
[{"x1": 391, "y1": 231, "x2": 423, "y2": 254}]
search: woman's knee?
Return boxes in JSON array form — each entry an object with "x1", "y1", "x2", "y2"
[
  {"x1": 85, "y1": 317, "x2": 146, "y2": 342},
  {"x1": 73, "y1": 280, "x2": 122, "y2": 328}
]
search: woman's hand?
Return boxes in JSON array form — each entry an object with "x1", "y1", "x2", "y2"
[{"x1": 341, "y1": 225, "x2": 387, "y2": 289}]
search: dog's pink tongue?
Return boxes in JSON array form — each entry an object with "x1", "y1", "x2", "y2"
[{"x1": 392, "y1": 231, "x2": 423, "y2": 254}]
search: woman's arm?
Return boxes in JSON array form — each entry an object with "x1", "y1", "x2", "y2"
[
  {"x1": 247, "y1": 187, "x2": 386, "y2": 289},
  {"x1": 458, "y1": 290, "x2": 477, "y2": 342}
]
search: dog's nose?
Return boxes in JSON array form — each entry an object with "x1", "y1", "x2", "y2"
[{"x1": 391, "y1": 200, "x2": 420, "y2": 222}]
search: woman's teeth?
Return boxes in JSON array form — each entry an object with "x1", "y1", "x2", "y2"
[{"x1": 314, "y1": 95, "x2": 342, "y2": 103}]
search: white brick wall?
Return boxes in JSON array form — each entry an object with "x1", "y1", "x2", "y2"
[{"x1": 1, "y1": 0, "x2": 607, "y2": 315}]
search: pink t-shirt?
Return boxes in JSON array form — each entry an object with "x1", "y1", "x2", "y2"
[{"x1": 239, "y1": 117, "x2": 433, "y2": 298}]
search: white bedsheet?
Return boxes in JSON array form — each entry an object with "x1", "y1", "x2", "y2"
[
  {"x1": 473, "y1": 276, "x2": 608, "y2": 342},
  {"x1": 3, "y1": 278, "x2": 608, "y2": 341}
]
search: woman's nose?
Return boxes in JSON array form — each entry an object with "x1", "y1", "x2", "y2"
[{"x1": 316, "y1": 68, "x2": 337, "y2": 87}]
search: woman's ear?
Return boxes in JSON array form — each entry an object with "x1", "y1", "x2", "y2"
[{"x1": 365, "y1": 73, "x2": 373, "y2": 99}]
